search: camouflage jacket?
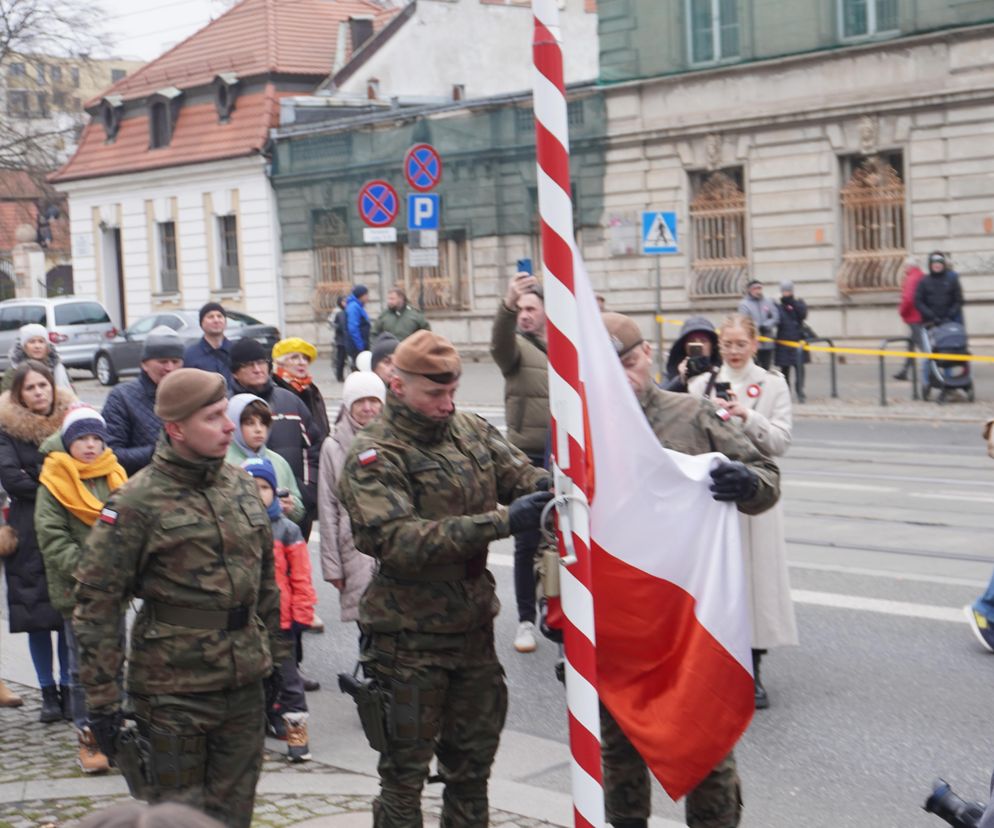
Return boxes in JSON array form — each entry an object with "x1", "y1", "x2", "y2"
[
  {"x1": 640, "y1": 385, "x2": 780, "y2": 516},
  {"x1": 338, "y1": 394, "x2": 547, "y2": 635},
  {"x1": 72, "y1": 436, "x2": 286, "y2": 711}
]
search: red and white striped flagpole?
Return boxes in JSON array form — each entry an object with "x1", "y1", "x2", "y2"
[{"x1": 531, "y1": 3, "x2": 604, "y2": 826}]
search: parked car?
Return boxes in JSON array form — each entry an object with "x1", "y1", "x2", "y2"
[
  {"x1": 0, "y1": 297, "x2": 117, "y2": 372},
  {"x1": 92, "y1": 309, "x2": 281, "y2": 386}
]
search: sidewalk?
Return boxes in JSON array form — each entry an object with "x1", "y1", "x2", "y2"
[{"x1": 0, "y1": 681, "x2": 560, "y2": 828}]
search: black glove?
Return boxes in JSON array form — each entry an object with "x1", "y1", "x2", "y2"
[
  {"x1": 508, "y1": 491, "x2": 554, "y2": 535},
  {"x1": 264, "y1": 666, "x2": 285, "y2": 712},
  {"x1": 709, "y1": 461, "x2": 758, "y2": 503},
  {"x1": 535, "y1": 475, "x2": 553, "y2": 492},
  {"x1": 89, "y1": 708, "x2": 124, "y2": 762}
]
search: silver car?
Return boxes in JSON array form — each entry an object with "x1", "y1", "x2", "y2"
[
  {"x1": 93, "y1": 309, "x2": 280, "y2": 386},
  {"x1": 0, "y1": 297, "x2": 117, "y2": 372}
]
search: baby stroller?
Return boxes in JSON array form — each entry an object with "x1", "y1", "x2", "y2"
[{"x1": 922, "y1": 321, "x2": 974, "y2": 403}]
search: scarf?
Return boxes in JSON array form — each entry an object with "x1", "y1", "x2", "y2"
[
  {"x1": 39, "y1": 449, "x2": 128, "y2": 526},
  {"x1": 275, "y1": 365, "x2": 313, "y2": 393}
]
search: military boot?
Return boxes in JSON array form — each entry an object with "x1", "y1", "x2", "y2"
[
  {"x1": 283, "y1": 712, "x2": 312, "y2": 763},
  {"x1": 0, "y1": 680, "x2": 23, "y2": 708},
  {"x1": 753, "y1": 649, "x2": 769, "y2": 710},
  {"x1": 39, "y1": 686, "x2": 62, "y2": 723},
  {"x1": 77, "y1": 727, "x2": 110, "y2": 774},
  {"x1": 60, "y1": 684, "x2": 72, "y2": 721}
]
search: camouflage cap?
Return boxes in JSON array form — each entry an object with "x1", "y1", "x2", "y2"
[
  {"x1": 393, "y1": 330, "x2": 462, "y2": 384},
  {"x1": 155, "y1": 368, "x2": 227, "y2": 422},
  {"x1": 601, "y1": 312, "x2": 644, "y2": 357}
]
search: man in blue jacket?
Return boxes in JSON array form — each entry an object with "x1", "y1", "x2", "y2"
[
  {"x1": 182, "y1": 302, "x2": 233, "y2": 387},
  {"x1": 344, "y1": 285, "x2": 371, "y2": 362},
  {"x1": 102, "y1": 329, "x2": 184, "y2": 475}
]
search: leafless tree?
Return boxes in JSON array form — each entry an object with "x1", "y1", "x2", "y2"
[{"x1": 0, "y1": 0, "x2": 106, "y2": 180}]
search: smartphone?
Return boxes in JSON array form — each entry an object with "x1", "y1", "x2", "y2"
[
  {"x1": 516, "y1": 258, "x2": 533, "y2": 275},
  {"x1": 687, "y1": 342, "x2": 704, "y2": 357},
  {"x1": 714, "y1": 381, "x2": 732, "y2": 401},
  {"x1": 276, "y1": 487, "x2": 290, "y2": 499}
]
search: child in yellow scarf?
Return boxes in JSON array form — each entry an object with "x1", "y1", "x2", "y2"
[{"x1": 36, "y1": 404, "x2": 127, "y2": 774}]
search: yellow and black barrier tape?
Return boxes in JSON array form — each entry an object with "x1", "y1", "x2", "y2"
[{"x1": 655, "y1": 316, "x2": 994, "y2": 364}]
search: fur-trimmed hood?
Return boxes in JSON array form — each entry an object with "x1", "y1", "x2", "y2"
[
  {"x1": 6, "y1": 340, "x2": 64, "y2": 370},
  {"x1": 0, "y1": 388, "x2": 76, "y2": 446}
]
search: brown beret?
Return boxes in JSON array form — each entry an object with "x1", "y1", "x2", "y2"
[
  {"x1": 602, "y1": 312, "x2": 645, "y2": 357},
  {"x1": 154, "y1": 368, "x2": 227, "y2": 422},
  {"x1": 393, "y1": 330, "x2": 462, "y2": 383}
]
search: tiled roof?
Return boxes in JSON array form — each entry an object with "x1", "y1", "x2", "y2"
[
  {"x1": 87, "y1": 0, "x2": 396, "y2": 106},
  {"x1": 0, "y1": 171, "x2": 69, "y2": 254},
  {"x1": 50, "y1": 85, "x2": 292, "y2": 182}
]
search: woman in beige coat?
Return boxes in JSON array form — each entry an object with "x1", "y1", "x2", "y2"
[
  {"x1": 318, "y1": 371, "x2": 386, "y2": 624},
  {"x1": 690, "y1": 312, "x2": 798, "y2": 710}
]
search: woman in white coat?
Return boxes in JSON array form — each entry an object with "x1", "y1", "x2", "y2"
[
  {"x1": 689, "y1": 312, "x2": 798, "y2": 709},
  {"x1": 317, "y1": 371, "x2": 386, "y2": 629}
]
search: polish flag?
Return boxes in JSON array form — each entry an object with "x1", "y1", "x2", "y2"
[{"x1": 572, "y1": 251, "x2": 754, "y2": 800}]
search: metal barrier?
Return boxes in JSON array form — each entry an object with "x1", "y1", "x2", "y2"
[
  {"x1": 801, "y1": 338, "x2": 838, "y2": 399},
  {"x1": 877, "y1": 337, "x2": 918, "y2": 406}
]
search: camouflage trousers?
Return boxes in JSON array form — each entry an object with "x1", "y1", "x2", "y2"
[
  {"x1": 128, "y1": 681, "x2": 265, "y2": 828},
  {"x1": 600, "y1": 703, "x2": 741, "y2": 828},
  {"x1": 363, "y1": 624, "x2": 508, "y2": 828}
]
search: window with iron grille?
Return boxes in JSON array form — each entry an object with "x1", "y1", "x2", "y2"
[
  {"x1": 687, "y1": 0, "x2": 740, "y2": 65},
  {"x1": 393, "y1": 231, "x2": 468, "y2": 311},
  {"x1": 311, "y1": 208, "x2": 353, "y2": 312},
  {"x1": 688, "y1": 168, "x2": 749, "y2": 298},
  {"x1": 836, "y1": 153, "x2": 906, "y2": 293},
  {"x1": 840, "y1": 0, "x2": 898, "y2": 38},
  {"x1": 567, "y1": 100, "x2": 584, "y2": 127},
  {"x1": 218, "y1": 215, "x2": 240, "y2": 290},
  {"x1": 516, "y1": 107, "x2": 534, "y2": 133},
  {"x1": 158, "y1": 221, "x2": 178, "y2": 293}
]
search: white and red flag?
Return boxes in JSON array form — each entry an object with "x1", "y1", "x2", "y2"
[{"x1": 572, "y1": 250, "x2": 755, "y2": 801}]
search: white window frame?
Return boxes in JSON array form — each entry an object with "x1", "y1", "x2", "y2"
[
  {"x1": 686, "y1": 0, "x2": 740, "y2": 66},
  {"x1": 838, "y1": 0, "x2": 899, "y2": 40},
  {"x1": 156, "y1": 220, "x2": 179, "y2": 294}
]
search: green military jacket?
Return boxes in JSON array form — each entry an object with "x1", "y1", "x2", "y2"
[
  {"x1": 35, "y1": 432, "x2": 114, "y2": 616},
  {"x1": 640, "y1": 385, "x2": 779, "y2": 516},
  {"x1": 72, "y1": 437, "x2": 285, "y2": 711},
  {"x1": 371, "y1": 304, "x2": 430, "y2": 341},
  {"x1": 338, "y1": 394, "x2": 547, "y2": 635}
]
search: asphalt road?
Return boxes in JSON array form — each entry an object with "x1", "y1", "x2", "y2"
[{"x1": 7, "y1": 372, "x2": 994, "y2": 827}]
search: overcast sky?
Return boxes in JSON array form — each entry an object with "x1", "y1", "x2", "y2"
[{"x1": 98, "y1": 0, "x2": 235, "y2": 62}]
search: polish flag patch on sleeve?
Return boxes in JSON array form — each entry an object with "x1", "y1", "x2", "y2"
[
  {"x1": 358, "y1": 449, "x2": 379, "y2": 467},
  {"x1": 715, "y1": 407, "x2": 731, "y2": 422},
  {"x1": 99, "y1": 507, "x2": 118, "y2": 525}
]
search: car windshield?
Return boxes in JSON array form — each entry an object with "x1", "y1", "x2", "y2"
[{"x1": 224, "y1": 310, "x2": 264, "y2": 329}]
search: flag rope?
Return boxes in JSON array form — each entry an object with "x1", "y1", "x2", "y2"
[{"x1": 532, "y1": 2, "x2": 604, "y2": 825}]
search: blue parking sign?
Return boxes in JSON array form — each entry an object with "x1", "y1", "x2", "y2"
[{"x1": 408, "y1": 194, "x2": 440, "y2": 230}]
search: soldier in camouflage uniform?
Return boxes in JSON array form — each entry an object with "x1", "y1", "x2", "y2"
[
  {"x1": 73, "y1": 369, "x2": 287, "y2": 828},
  {"x1": 337, "y1": 330, "x2": 553, "y2": 827},
  {"x1": 598, "y1": 313, "x2": 781, "y2": 828}
]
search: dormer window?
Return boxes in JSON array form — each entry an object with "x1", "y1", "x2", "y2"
[
  {"x1": 213, "y1": 73, "x2": 239, "y2": 122},
  {"x1": 147, "y1": 86, "x2": 183, "y2": 149},
  {"x1": 349, "y1": 16, "x2": 374, "y2": 51},
  {"x1": 100, "y1": 95, "x2": 123, "y2": 142}
]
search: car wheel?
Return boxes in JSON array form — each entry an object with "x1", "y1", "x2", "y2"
[{"x1": 94, "y1": 353, "x2": 118, "y2": 386}]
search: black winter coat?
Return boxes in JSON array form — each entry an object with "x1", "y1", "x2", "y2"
[
  {"x1": 102, "y1": 370, "x2": 162, "y2": 476},
  {"x1": 915, "y1": 270, "x2": 964, "y2": 326},
  {"x1": 775, "y1": 297, "x2": 809, "y2": 367},
  {"x1": 272, "y1": 373, "x2": 330, "y2": 444},
  {"x1": 0, "y1": 388, "x2": 75, "y2": 633}
]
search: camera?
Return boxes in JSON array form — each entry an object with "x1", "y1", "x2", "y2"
[
  {"x1": 924, "y1": 778, "x2": 986, "y2": 827},
  {"x1": 276, "y1": 487, "x2": 290, "y2": 499},
  {"x1": 685, "y1": 342, "x2": 710, "y2": 378},
  {"x1": 714, "y1": 381, "x2": 732, "y2": 401}
]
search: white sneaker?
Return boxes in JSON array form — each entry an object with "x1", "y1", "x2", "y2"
[{"x1": 514, "y1": 621, "x2": 537, "y2": 653}]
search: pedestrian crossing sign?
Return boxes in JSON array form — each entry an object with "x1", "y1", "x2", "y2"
[{"x1": 642, "y1": 211, "x2": 679, "y2": 254}]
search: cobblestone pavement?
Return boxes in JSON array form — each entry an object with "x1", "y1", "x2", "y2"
[{"x1": 0, "y1": 683, "x2": 556, "y2": 828}]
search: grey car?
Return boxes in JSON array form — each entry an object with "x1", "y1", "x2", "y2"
[
  {"x1": 0, "y1": 297, "x2": 117, "y2": 372},
  {"x1": 92, "y1": 309, "x2": 280, "y2": 386}
]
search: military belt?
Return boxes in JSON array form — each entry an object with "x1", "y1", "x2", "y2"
[
  {"x1": 381, "y1": 553, "x2": 487, "y2": 583},
  {"x1": 149, "y1": 601, "x2": 250, "y2": 631}
]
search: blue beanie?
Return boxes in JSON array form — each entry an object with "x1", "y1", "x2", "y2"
[{"x1": 241, "y1": 458, "x2": 281, "y2": 519}]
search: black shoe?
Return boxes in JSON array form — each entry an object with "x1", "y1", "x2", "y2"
[
  {"x1": 610, "y1": 820, "x2": 649, "y2": 828},
  {"x1": 266, "y1": 713, "x2": 287, "y2": 741},
  {"x1": 893, "y1": 371, "x2": 909, "y2": 381},
  {"x1": 59, "y1": 684, "x2": 72, "y2": 721},
  {"x1": 39, "y1": 686, "x2": 62, "y2": 723},
  {"x1": 302, "y1": 678, "x2": 320, "y2": 692},
  {"x1": 752, "y1": 649, "x2": 770, "y2": 710}
]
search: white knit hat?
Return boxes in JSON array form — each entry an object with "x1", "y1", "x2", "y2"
[
  {"x1": 19, "y1": 323, "x2": 48, "y2": 346},
  {"x1": 355, "y1": 350, "x2": 372, "y2": 372},
  {"x1": 342, "y1": 371, "x2": 386, "y2": 411}
]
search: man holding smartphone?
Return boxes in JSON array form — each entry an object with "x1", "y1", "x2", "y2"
[{"x1": 490, "y1": 262, "x2": 548, "y2": 654}]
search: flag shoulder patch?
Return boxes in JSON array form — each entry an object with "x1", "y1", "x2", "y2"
[
  {"x1": 99, "y1": 507, "x2": 118, "y2": 525},
  {"x1": 358, "y1": 449, "x2": 378, "y2": 467},
  {"x1": 714, "y1": 407, "x2": 731, "y2": 422}
]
